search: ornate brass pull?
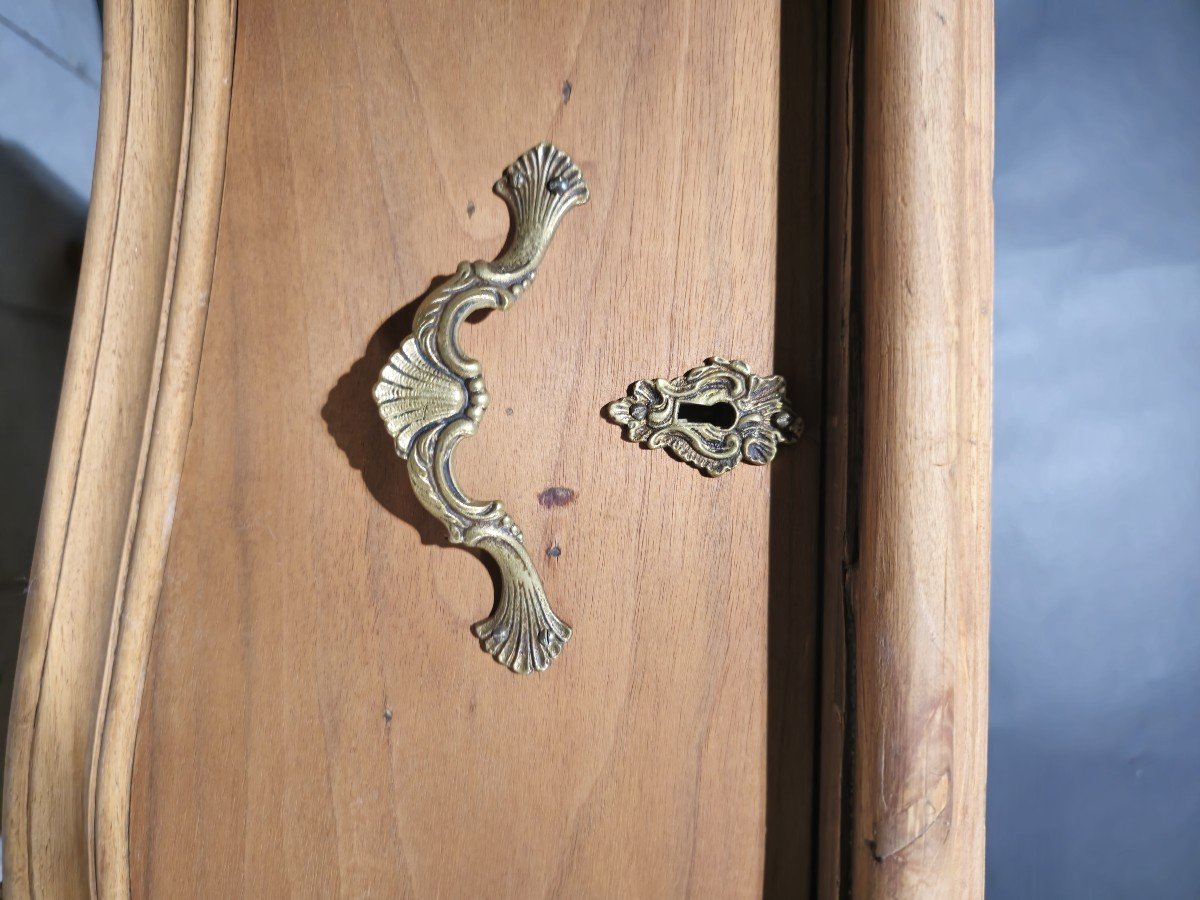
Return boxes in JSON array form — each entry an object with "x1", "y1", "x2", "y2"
[{"x1": 373, "y1": 144, "x2": 587, "y2": 674}]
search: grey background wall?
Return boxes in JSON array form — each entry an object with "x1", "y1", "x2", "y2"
[
  {"x1": 0, "y1": 1, "x2": 1198, "y2": 896},
  {"x1": 990, "y1": 0, "x2": 1200, "y2": 897}
]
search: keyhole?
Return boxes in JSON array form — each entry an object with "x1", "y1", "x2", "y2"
[{"x1": 677, "y1": 401, "x2": 737, "y2": 429}]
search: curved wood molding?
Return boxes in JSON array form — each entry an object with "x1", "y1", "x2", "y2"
[{"x1": 2, "y1": 0, "x2": 237, "y2": 897}]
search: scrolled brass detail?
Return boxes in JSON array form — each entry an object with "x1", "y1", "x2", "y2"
[
  {"x1": 373, "y1": 144, "x2": 587, "y2": 674},
  {"x1": 606, "y1": 357, "x2": 801, "y2": 476}
]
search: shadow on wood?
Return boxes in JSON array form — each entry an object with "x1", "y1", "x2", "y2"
[
  {"x1": 321, "y1": 278, "x2": 447, "y2": 547},
  {"x1": 764, "y1": 0, "x2": 828, "y2": 895}
]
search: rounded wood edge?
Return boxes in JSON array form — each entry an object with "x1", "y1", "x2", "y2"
[
  {"x1": 849, "y1": 2, "x2": 994, "y2": 898},
  {"x1": 93, "y1": 1, "x2": 239, "y2": 895},
  {"x1": 2, "y1": 1, "x2": 237, "y2": 897},
  {"x1": 817, "y1": 1, "x2": 993, "y2": 898},
  {"x1": 93, "y1": 0, "x2": 238, "y2": 894}
]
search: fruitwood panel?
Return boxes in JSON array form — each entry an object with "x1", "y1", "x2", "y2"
[
  {"x1": 130, "y1": 0, "x2": 821, "y2": 896},
  {"x1": 816, "y1": 1, "x2": 994, "y2": 898},
  {"x1": 851, "y1": 4, "x2": 992, "y2": 895}
]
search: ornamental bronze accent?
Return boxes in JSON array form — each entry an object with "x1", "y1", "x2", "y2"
[
  {"x1": 606, "y1": 357, "x2": 801, "y2": 476},
  {"x1": 372, "y1": 144, "x2": 587, "y2": 674}
]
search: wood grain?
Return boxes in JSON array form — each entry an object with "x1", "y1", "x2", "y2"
[
  {"x1": 3, "y1": 0, "x2": 991, "y2": 894},
  {"x1": 127, "y1": 0, "x2": 820, "y2": 897},
  {"x1": 818, "y1": 1, "x2": 994, "y2": 897},
  {"x1": 2, "y1": 0, "x2": 237, "y2": 897},
  {"x1": 91, "y1": 1, "x2": 238, "y2": 895}
]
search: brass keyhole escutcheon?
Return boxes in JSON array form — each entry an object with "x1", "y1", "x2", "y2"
[{"x1": 606, "y1": 357, "x2": 801, "y2": 476}]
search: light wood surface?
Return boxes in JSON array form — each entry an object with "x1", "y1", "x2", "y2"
[
  {"x1": 2, "y1": 0, "x2": 992, "y2": 896},
  {"x1": 817, "y1": 1, "x2": 994, "y2": 898},
  {"x1": 2, "y1": 0, "x2": 236, "y2": 897},
  {"x1": 127, "y1": 0, "x2": 822, "y2": 897}
]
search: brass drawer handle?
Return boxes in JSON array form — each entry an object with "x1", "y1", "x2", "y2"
[{"x1": 373, "y1": 144, "x2": 587, "y2": 674}]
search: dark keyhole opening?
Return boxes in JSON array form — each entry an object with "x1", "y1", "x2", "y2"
[{"x1": 677, "y1": 401, "x2": 737, "y2": 429}]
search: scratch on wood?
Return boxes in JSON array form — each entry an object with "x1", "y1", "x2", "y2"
[{"x1": 869, "y1": 770, "x2": 950, "y2": 861}]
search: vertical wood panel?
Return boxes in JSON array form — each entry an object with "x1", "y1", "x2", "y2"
[
  {"x1": 3, "y1": 2, "x2": 190, "y2": 896},
  {"x1": 128, "y1": 0, "x2": 824, "y2": 896},
  {"x1": 819, "y1": 1, "x2": 993, "y2": 897}
]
